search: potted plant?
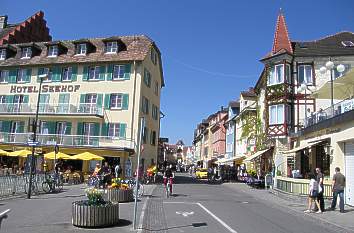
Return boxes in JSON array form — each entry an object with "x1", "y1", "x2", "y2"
[
  {"x1": 72, "y1": 188, "x2": 119, "y2": 228},
  {"x1": 106, "y1": 178, "x2": 133, "y2": 203}
]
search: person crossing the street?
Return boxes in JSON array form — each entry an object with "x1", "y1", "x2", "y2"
[{"x1": 164, "y1": 164, "x2": 175, "y2": 195}]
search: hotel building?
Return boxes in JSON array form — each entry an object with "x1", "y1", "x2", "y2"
[{"x1": 0, "y1": 35, "x2": 164, "y2": 175}]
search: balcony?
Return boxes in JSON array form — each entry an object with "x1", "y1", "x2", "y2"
[
  {"x1": 0, "y1": 132, "x2": 136, "y2": 151},
  {"x1": 300, "y1": 98, "x2": 354, "y2": 134},
  {"x1": 0, "y1": 103, "x2": 104, "y2": 117}
]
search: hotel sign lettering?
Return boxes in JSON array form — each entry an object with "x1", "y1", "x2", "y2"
[{"x1": 10, "y1": 84, "x2": 81, "y2": 94}]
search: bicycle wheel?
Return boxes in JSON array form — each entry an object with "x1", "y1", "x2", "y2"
[
  {"x1": 56, "y1": 181, "x2": 64, "y2": 192},
  {"x1": 165, "y1": 185, "x2": 169, "y2": 198},
  {"x1": 42, "y1": 181, "x2": 51, "y2": 193},
  {"x1": 138, "y1": 183, "x2": 144, "y2": 197}
]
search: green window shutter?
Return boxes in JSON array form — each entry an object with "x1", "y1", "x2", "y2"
[
  {"x1": 53, "y1": 66, "x2": 62, "y2": 82},
  {"x1": 80, "y1": 94, "x2": 86, "y2": 103},
  {"x1": 119, "y1": 123, "x2": 126, "y2": 138},
  {"x1": 37, "y1": 68, "x2": 44, "y2": 82},
  {"x1": 47, "y1": 121, "x2": 56, "y2": 134},
  {"x1": 123, "y1": 64, "x2": 131, "y2": 80},
  {"x1": 122, "y1": 94, "x2": 129, "y2": 110},
  {"x1": 82, "y1": 66, "x2": 88, "y2": 81},
  {"x1": 9, "y1": 69, "x2": 17, "y2": 83},
  {"x1": 101, "y1": 123, "x2": 109, "y2": 136},
  {"x1": 96, "y1": 94, "x2": 103, "y2": 108},
  {"x1": 26, "y1": 69, "x2": 32, "y2": 83},
  {"x1": 99, "y1": 66, "x2": 106, "y2": 80},
  {"x1": 77, "y1": 122, "x2": 83, "y2": 135},
  {"x1": 2, "y1": 121, "x2": 11, "y2": 132},
  {"x1": 23, "y1": 95, "x2": 29, "y2": 104},
  {"x1": 39, "y1": 94, "x2": 49, "y2": 103},
  {"x1": 59, "y1": 93, "x2": 69, "y2": 103},
  {"x1": 71, "y1": 66, "x2": 78, "y2": 81},
  {"x1": 5, "y1": 95, "x2": 13, "y2": 104},
  {"x1": 106, "y1": 64, "x2": 113, "y2": 80},
  {"x1": 93, "y1": 123, "x2": 100, "y2": 136},
  {"x1": 18, "y1": 121, "x2": 25, "y2": 133},
  {"x1": 104, "y1": 94, "x2": 110, "y2": 109},
  {"x1": 65, "y1": 122, "x2": 72, "y2": 135}
]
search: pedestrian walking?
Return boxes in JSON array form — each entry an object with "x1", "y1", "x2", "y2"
[
  {"x1": 314, "y1": 168, "x2": 325, "y2": 212},
  {"x1": 115, "y1": 163, "x2": 122, "y2": 178},
  {"x1": 330, "y1": 167, "x2": 346, "y2": 213},
  {"x1": 304, "y1": 174, "x2": 322, "y2": 213}
]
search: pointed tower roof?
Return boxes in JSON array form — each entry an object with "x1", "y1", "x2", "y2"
[{"x1": 272, "y1": 10, "x2": 293, "y2": 54}]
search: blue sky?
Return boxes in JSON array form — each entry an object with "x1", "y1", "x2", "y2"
[{"x1": 2, "y1": 0, "x2": 354, "y2": 145}]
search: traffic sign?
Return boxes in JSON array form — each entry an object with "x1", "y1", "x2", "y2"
[{"x1": 27, "y1": 141, "x2": 40, "y2": 146}]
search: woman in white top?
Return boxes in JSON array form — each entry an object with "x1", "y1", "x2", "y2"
[{"x1": 304, "y1": 174, "x2": 322, "y2": 213}]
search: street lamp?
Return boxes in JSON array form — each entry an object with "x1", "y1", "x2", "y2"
[
  {"x1": 27, "y1": 73, "x2": 47, "y2": 199},
  {"x1": 319, "y1": 60, "x2": 346, "y2": 115}
]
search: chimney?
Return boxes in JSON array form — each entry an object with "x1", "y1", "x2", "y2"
[{"x1": 0, "y1": 15, "x2": 8, "y2": 29}]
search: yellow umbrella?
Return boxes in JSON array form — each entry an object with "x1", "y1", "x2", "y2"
[
  {"x1": 8, "y1": 149, "x2": 36, "y2": 157},
  {"x1": 71, "y1": 152, "x2": 104, "y2": 161},
  {"x1": 0, "y1": 149, "x2": 9, "y2": 156},
  {"x1": 44, "y1": 151, "x2": 72, "y2": 160}
]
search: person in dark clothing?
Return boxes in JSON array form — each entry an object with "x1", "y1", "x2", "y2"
[
  {"x1": 330, "y1": 167, "x2": 346, "y2": 213},
  {"x1": 164, "y1": 165, "x2": 174, "y2": 194},
  {"x1": 314, "y1": 168, "x2": 325, "y2": 212}
]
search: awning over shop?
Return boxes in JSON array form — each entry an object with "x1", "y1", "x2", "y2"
[
  {"x1": 282, "y1": 140, "x2": 328, "y2": 154},
  {"x1": 244, "y1": 149, "x2": 270, "y2": 162},
  {"x1": 311, "y1": 68, "x2": 354, "y2": 100},
  {"x1": 217, "y1": 156, "x2": 245, "y2": 165}
]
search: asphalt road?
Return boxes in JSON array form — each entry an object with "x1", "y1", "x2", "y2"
[{"x1": 142, "y1": 173, "x2": 343, "y2": 233}]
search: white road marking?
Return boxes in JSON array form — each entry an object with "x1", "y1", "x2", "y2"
[
  {"x1": 241, "y1": 201, "x2": 249, "y2": 204},
  {"x1": 164, "y1": 201, "x2": 238, "y2": 233},
  {"x1": 176, "y1": 211, "x2": 194, "y2": 217},
  {"x1": 196, "y1": 202, "x2": 238, "y2": 233}
]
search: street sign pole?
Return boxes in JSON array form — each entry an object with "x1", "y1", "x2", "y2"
[{"x1": 133, "y1": 117, "x2": 145, "y2": 230}]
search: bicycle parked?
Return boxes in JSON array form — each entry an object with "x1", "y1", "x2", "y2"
[
  {"x1": 24, "y1": 174, "x2": 39, "y2": 195},
  {"x1": 42, "y1": 173, "x2": 63, "y2": 193},
  {"x1": 122, "y1": 178, "x2": 144, "y2": 198}
]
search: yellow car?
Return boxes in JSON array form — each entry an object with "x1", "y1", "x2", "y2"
[{"x1": 195, "y1": 168, "x2": 208, "y2": 179}]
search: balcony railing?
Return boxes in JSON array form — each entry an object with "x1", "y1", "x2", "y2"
[
  {"x1": 300, "y1": 98, "x2": 354, "y2": 129},
  {"x1": 0, "y1": 103, "x2": 104, "y2": 117},
  {"x1": 0, "y1": 132, "x2": 136, "y2": 151}
]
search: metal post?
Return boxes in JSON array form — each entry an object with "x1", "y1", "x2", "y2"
[
  {"x1": 27, "y1": 76, "x2": 44, "y2": 199},
  {"x1": 330, "y1": 68, "x2": 334, "y2": 116},
  {"x1": 304, "y1": 88, "x2": 307, "y2": 126},
  {"x1": 133, "y1": 117, "x2": 145, "y2": 230}
]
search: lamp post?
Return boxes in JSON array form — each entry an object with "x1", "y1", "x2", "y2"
[
  {"x1": 27, "y1": 74, "x2": 47, "y2": 199},
  {"x1": 133, "y1": 117, "x2": 145, "y2": 230},
  {"x1": 319, "y1": 61, "x2": 345, "y2": 115}
]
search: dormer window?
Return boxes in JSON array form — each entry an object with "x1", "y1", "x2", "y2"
[
  {"x1": 48, "y1": 45, "x2": 58, "y2": 57},
  {"x1": 341, "y1": 41, "x2": 354, "y2": 47},
  {"x1": 0, "y1": 49, "x2": 6, "y2": 60},
  {"x1": 75, "y1": 43, "x2": 87, "y2": 55},
  {"x1": 21, "y1": 47, "x2": 32, "y2": 59},
  {"x1": 105, "y1": 41, "x2": 118, "y2": 53}
]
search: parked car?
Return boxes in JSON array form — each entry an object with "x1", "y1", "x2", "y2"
[{"x1": 195, "y1": 168, "x2": 208, "y2": 179}]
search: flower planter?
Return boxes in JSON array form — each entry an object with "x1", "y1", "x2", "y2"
[
  {"x1": 72, "y1": 201, "x2": 119, "y2": 228},
  {"x1": 106, "y1": 189, "x2": 133, "y2": 203}
]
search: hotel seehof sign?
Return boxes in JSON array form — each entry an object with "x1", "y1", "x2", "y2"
[{"x1": 8, "y1": 84, "x2": 81, "y2": 94}]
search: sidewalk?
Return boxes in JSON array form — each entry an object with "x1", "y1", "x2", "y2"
[
  {"x1": 0, "y1": 183, "x2": 157, "y2": 233},
  {"x1": 224, "y1": 182, "x2": 354, "y2": 233}
]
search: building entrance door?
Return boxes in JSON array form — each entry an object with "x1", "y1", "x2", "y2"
[{"x1": 345, "y1": 141, "x2": 354, "y2": 206}]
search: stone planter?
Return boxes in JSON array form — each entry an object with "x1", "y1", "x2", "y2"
[
  {"x1": 72, "y1": 201, "x2": 119, "y2": 228},
  {"x1": 106, "y1": 189, "x2": 133, "y2": 203}
]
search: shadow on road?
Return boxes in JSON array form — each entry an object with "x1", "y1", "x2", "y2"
[{"x1": 139, "y1": 222, "x2": 207, "y2": 232}]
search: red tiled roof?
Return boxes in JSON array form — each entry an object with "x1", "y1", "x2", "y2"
[{"x1": 272, "y1": 11, "x2": 293, "y2": 55}]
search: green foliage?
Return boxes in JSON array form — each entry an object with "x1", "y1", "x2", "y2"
[{"x1": 85, "y1": 188, "x2": 105, "y2": 206}]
